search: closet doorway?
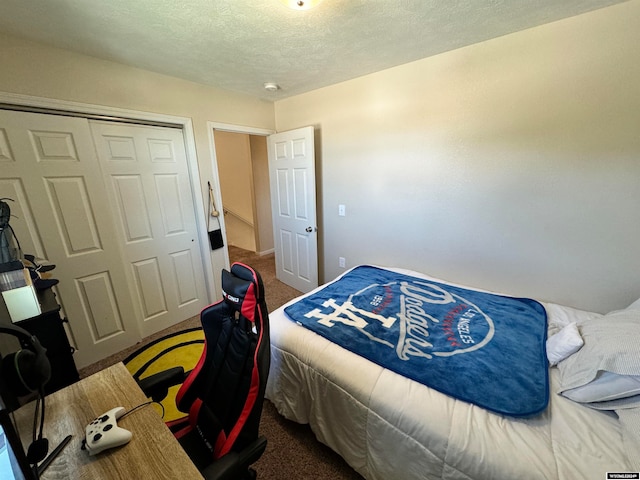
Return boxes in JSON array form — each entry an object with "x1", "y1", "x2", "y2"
[{"x1": 0, "y1": 107, "x2": 211, "y2": 368}]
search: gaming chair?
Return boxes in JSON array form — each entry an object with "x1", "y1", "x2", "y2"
[{"x1": 138, "y1": 262, "x2": 271, "y2": 480}]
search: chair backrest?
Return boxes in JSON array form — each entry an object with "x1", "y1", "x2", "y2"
[{"x1": 175, "y1": 262, "x2": 270, "y2": 460}]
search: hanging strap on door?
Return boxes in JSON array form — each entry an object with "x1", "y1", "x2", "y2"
[
  {"x1": 207, "y1": 182, "x2": 220, "y2": 219},
  {"x1": 207, "y1": 182, "x2": 224, "y2": 250}
]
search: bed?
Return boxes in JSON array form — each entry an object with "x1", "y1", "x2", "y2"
[{"x1": 265, "y1": 265, "x2": 640, "y2": 480}]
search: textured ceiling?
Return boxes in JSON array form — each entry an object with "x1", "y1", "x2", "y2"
[{"x1": 0, "y1": 0, "x2": 629, "y2": 101}]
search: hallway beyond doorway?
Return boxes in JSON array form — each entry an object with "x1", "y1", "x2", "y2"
[{"x1": 227, "y1": 245, "x2": 302, "y2": 311}]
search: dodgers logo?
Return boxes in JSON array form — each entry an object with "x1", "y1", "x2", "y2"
[{"x1": 303, "y1": 280, "x2": 495, "y2": 361}]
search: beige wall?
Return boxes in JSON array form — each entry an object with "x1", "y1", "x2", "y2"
[
  {"x1": 275, "y1": 1, "x2": 640, "y2": 313},
  {"x1": 214, "y1": 130, "x2": 256, "y2": 252},
  {"x1": 0, "y1": 31, "x2": 275, "y2": 296},
  {"x1": 250, "y1": 135, "x2": 274, "y2": 254}
]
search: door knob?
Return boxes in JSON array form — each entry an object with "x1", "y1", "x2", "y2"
[{"x1": 305, "y1": 226, "x2": 316, "y2": 233}]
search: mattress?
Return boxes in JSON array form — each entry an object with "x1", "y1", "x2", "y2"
[{"x1": 265, "y1": 266, "x2": 636, "y2": 480}]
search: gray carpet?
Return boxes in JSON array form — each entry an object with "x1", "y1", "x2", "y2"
[{"x1": 80, "y1": 246, "x2": 364, "y2": 479}]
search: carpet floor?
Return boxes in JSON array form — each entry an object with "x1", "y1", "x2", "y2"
[{"x1": 79, "y1": 245, "x2": 364, "y2": 479}]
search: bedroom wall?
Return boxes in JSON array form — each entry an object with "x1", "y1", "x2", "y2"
[
  {"x1": 274, "y1": 1, "x2": 640, "y2": 314},
  {"x1": 249, "y1": 135, "x2": 275, "y2": 255},
  {"x1": 214, "y1": 130, "x2": 257, "y2": 252},
  {"x1": 0, "y1": 31, "x2": 275, "y2": 296}
]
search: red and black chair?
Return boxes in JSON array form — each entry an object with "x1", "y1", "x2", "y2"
[{"x1": 138, "y1": 262, "x2": 270, "y2": 480}]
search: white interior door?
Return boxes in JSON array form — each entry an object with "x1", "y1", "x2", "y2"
[
  {"x1": 0, "y1": 110, "x2": 140, "y2": 368},
  {"x1": 267, "y1": 126, "x2": 318, "y2": 293},
  {"x1": 89, "y1": 121, "x2": 209, "y2": 338}
]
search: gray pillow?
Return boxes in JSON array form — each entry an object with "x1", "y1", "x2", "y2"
[{"x1": 557, "y1": 308, "x2": 640, "y2": 408}]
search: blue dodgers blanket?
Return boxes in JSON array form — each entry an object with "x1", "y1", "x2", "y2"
[{"x1": 284, "y1": 266, "x2": 549, "y2": 417}]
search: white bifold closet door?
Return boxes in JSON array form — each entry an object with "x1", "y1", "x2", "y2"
[
  {"x1": 89, "y1": 121, "x2": 208, "y2": 339},
  {"x1": 0, "y1": 110, "x2": 209, "y2": 368}
]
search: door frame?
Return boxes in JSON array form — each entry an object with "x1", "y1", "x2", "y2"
[
  {"x1": 206, "y1": 121, "x2": 275, "y2": 269},
  {"x1": 0, "y1": 91, "x2": 216, "y2": 303}
]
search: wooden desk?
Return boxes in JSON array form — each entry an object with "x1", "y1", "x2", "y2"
[{"x1": 14, "y1": 362, "x2": 203, "y2": 480}]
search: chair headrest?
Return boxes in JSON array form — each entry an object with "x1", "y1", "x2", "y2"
[{"x1": 221, "y1": 263, "x2": 262, "y2": 322}]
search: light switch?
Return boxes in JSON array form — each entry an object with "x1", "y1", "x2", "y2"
[{"x1": 338, "y1": 204, "x2": 346, "y2": 216}]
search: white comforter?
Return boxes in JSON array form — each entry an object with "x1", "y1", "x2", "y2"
[{"x1": 265, "y1": 266, "x2": 635, "y2": 480}]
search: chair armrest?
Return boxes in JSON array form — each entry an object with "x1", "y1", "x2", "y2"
[
  {"x1": 200, "y1": 436, "x2": 267, "y2": 480},
  {"x1": 137, "y1": 366, "x2": 186, "y2": 402}
]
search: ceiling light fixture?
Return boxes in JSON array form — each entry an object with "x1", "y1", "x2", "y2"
[
  {"x1": 264, "y1": 82, "x2": 280, "y2": 92},
  {"x1": 280, "y1": 0, "x2": 322, "y2": 11}
]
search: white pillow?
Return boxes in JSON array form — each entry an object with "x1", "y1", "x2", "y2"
[
  {"x1": 562, "y1": 371, "x2": 640, "y2": 403},
  {"x1": 557, "y1": 309, "x2": 640, "y2": 408},
  {"x1": 546, "y1": 322, "x2": 583, "y2": 366}
]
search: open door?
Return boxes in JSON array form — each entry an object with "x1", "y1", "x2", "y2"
[{"x1": 267, "y1": 126, "x2": 318, "y2": 293}]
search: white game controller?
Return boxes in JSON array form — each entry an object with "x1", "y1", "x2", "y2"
[{"x1": 83, "y1": 407, "x2": 132, "y2": 455}]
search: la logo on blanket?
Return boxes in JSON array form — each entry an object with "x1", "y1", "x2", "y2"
[{"x1": 303, "y1": 280, "x2": 495, "y2": 360}]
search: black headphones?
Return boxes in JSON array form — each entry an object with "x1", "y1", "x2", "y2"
[
  {"x1": 0, "y1": 324, "x2": 51, "y2": 396},
  {"x1": 1, "y1": 323, "x2": 51, "y2": 465}
]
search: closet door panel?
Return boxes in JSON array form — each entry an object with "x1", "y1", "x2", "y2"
[
  {"x1": 90, "y1": 121, "x2": 208, "y2": 338},
  {"x1": 0, "y1": 110, "x2": 140, "y2": 368}
]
